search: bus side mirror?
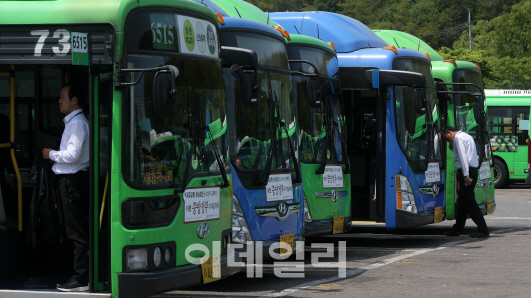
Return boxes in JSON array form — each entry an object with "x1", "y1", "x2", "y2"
[
  {"x1": 414, "y1": 89, "x2": 427, "y2": 115},
  {"x1": 221, "y1": 46, "x2": 259, "y2": 107},
  {"x1": 307, "y1": 79, "x2": 322, "y2": 108},
  {"x1": 153, "y1": 65, "x2": 179, "y2": 116},
  {"x1": 240, "y1": 72, "x2": 258, "y2": 107},
  {"x1": 473, "y1": 102, "x2": 485, "y2": 124}
]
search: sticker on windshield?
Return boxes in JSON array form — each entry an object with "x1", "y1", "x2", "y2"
[
  {"x1": 425, "y1": 162, "x2": 441, "y2": 184},
  {"x1": 177, "y1": 15, "x2": 218, "y2": 57},
  {"x1": 266, "y1": 174, "x2": 293, "y2": 202},
  {"x1": 323, "y1": 165, "x2": 343, "y2": 189},
  {"x1": 479, "y1": 161, "x2": 491, "y2": 180},
  {"x1": 183, "y1": 187, "x2": 221, "y2": 223}
]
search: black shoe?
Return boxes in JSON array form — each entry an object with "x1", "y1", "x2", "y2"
[
  {"x1": 469, "y1": 232, "x2": 489, "y2": 238},
  {"x1": 57, "y1": 277, "x2": 88, "y2": 292},
  {"x1": 446, "y1": 230, "x2": 460, "y2": 236}
]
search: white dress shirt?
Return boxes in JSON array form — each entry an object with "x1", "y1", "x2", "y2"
[
  {"x1": 50, "y1": 109, "x2": 90, "y2": 174},
  {"x1": 453, "y1": 131, "x2": 479, "y2": 177}
]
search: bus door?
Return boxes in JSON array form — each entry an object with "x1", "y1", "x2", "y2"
[
  {"x1": 340, "y1": 68, "x2": 432, "y2": 227},
  {"x1": 0, "y1": 63, "x2": 112, "y2": 294},
  {"x1": 338, "y1": 67, "x2": 384, "y2": 223},
  {"x1": 437, "y1": 82, "x2": 496, "y2": 215}
]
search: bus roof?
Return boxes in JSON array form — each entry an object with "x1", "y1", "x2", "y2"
[
  {"x1": 219, "y1": 17, "x2": 284, "y2": 38},
  {"x1": 270, "y1": 11, "x2": 389, "y2": 53},
  {"x1": 0, "y1": 0, "x2": 218, "y2": 31},
  {"x1": 197, "y1": 1, "x2": 335, "y2": 54},
  {"x1": 373, "y1": 30, "x2": 444, "y2": 61},
  {"x1": 485, "y1": 89, "x2": 531, "y2": 98}
]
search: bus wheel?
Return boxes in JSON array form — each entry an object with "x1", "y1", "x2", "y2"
[{"x1": 493, "y1": 158, "x2": 508, "y2": 188}]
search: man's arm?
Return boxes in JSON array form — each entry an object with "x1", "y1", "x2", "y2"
[
  {"x1": 455, "y1": 136, "x2": 473, "y2": 186},
  {"x1": 49, "y1": 122, "x2": 88, "y2": 163}
]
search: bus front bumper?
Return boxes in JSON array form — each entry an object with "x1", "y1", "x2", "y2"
[
  {"x1": 118, "y1": 253, "x2": 240, "y2": 298},
  {"x1": 304, "y1": 216, "x2": 352, "y2": 237}
]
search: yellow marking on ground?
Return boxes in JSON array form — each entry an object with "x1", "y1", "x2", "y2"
[
  {"x1": 309, "y1": 282, "x2": 341, "y2": 291},
  {"x1": 392, "y1": 258, "x2": 423, "y2": 265}
]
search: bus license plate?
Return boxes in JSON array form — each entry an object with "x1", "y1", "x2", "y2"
[
  {"x1": 434, "y1": 207, "x2": 443, "y2": 223},
  {"x1": 200, "y1": 254, "x2": 221, "y2": 284},
  {"x1": 487, "y1": 201, "x2": 494, "y2": 215},
  {"x1": 333, "y1": 216, "x2": 344, "y2": 234},
  {"x1": 280, "y1": 233, "x2": 294, "y2": 256}
]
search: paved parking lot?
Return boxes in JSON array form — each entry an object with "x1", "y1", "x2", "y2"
[{"x1": 151, "y1": 184, "x2": 531, "y2": 298}]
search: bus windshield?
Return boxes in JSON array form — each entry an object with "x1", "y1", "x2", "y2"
[
  {"x1": 453, "y1": 69, "x2": 484, "y2": 135},
  {"x1": 288, "y1": 46, "x2": 343, "y2": 163},
  {"x1": 124, "y1": 54, "x2": 228, "y2": 186},
  {"x1": 221, "y1": 31, "x2": 296, "y2": 172},
  {"x1": 393, "y1": 58, "x2": 436, "y2": 163}
]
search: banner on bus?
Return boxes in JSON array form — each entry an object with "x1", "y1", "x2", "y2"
[
  {"x1": 183, "y1": 187, "x2": 221, "y2": 223},
  {"x1": 266, "y1": 174, "x2": 293, "y2": 202}
]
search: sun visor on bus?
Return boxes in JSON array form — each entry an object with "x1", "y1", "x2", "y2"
[
  {"x1": 337, "y1": 67, "x2": 377, "y2": 90},
  {"x1": 0, "y1": 25, "x2": 114, "y2": 64},
  {"x1": 366, "y1": 69, "x2": 426, "y2": 89},
  {"x1": 270, "y1": 11, "x2": 389, "y2": 53}
]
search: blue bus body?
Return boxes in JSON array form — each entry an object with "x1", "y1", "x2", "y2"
[
  {"x1": 272, "y1": 11, "x2": 446, "y2": 229},
  {"x1": 191, "y1": 2, "x2": 304, "y2": 255}
]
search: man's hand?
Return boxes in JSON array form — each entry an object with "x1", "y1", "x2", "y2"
[
  {"x1": 464, "y1": 175, "x2": 473, "y2": 186},
  {"x1": 42, "y1": 148, "x2": 52, "y2": 160}
]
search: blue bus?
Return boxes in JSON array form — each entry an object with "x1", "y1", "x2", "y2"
[
  {"x1": 191, "y1": 2, "x2": 304, "y2": 257},
  {"x1": 201, "y1": 0, "x2": 352, "y2": 237},
  {"x1": 272, "y1": 11, "x2": 445, "y2": 228}
]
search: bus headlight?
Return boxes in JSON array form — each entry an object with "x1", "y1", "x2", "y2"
[
  {"x1": 395, "y1": 174, "x2": 418, "y2": 214},
  {"x1": 153, "y1": 247, "x2": 162, "y2": 267},
  {"x1": 303, "y1": 195, "x2": 312, "y2": 222},
  {"x1": 126, "y1": 248, "x2": 148, "y2": 270},
  {"x1": 232, "y1": 195, "x2": 252, "y2": 243}
]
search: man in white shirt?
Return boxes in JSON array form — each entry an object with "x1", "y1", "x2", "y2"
[
  {"x1": 442, "y1": 126, "x2": 489, "y2": 238},
  {"x1": 42, "y1": 83, "x2": 90, "y2": 291}
]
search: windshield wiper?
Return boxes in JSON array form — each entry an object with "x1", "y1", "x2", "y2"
[
  {"x1": 316, "y1": 81, "x2": 335, "y2": 175},
  {"x1": 263, "y1": 91, "x2": 302, "y2": 184},
  {"x1": 179, "y1": 89, "x2": 195, "y2": 193},
  {"x1": 206, "y1": 125, "x2": 229, "y2": 188},
  {"x1": 260, "y1": 89, "x2": 278, "y2": 185}
]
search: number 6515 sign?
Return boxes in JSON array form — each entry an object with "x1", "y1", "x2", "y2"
[{"x1": 71, "y1": 32, "x2": 90, "y2": 66}]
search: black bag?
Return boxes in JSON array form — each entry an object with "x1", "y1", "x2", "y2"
[{"x1": 28, "y1": 155, "x2": 64, "y2": 248}]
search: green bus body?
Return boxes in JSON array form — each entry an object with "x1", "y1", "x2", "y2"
[
  {"x1": 286, "y1": 35, "x2": 352, "y2": 236},
  {"x1": 484, "y1": 90, "x2": 531, "y2": 187},
  {"x1": 374, "y1": 30, "x2": 496, "y2": 220},
  {"x1": 0, "y1": 1, "x2": 236, "y2": 297}
]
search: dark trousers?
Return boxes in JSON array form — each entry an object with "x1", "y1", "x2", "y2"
[
  {"x1": 452, "y1": 168, "x2": 489, "y2": 235},
  {"x1": 57, "y1": 171, "x2": 89, "y2": 282}
]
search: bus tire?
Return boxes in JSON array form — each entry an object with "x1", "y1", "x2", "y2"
[{"x1": 493, "y1": 158, "x2": 508, "y2": 188}]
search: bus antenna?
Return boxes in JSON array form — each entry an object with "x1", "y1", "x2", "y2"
[
  {"x1": 294, "y1": 25, "x2": 300, "y2": 34},
  {"x1": 317, "y1": 24, "x2": 320, "y2": 40},
  {"x1": 267, "y1": 11, "x2": 270, "y2": 25},
  {"x1": 393, "y1": 37, "x2": 400, "y2": 48},
  {"x1": 418, "y1": 40, "x2": 421, "y2": 51},
  {"x1": 234, "y1": 6, "x2": 242, "y2": 18}
]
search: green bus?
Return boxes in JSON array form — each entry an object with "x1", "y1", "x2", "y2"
[
  {"x1": 374, "y1": 29, "x2": 496, "y2": 220},
  {"x1": 0, "y1": 0, "x2": 237, "y2": 297},
  {"x1": 485, "y1": 90, "x2": 531, "y2": 187}
]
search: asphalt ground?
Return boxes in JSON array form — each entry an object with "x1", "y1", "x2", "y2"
[{"x1": 150, "y1": 184, "x2": 531, "y2": 298}]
